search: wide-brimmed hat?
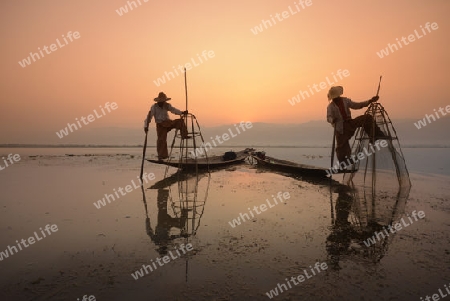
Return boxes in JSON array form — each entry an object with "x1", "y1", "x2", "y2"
[
  {"x1": 327, "y1": 86, "x2": 344, "y2": 100},
  {"x1": 154, "y1": 92, "x2": 171, "y2": 102}
]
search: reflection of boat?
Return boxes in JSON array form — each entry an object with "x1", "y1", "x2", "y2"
[
  {"x1": 147, "y1": 149, "x2": 250, "y2": 170},
  {"x1": 149, "y1": 170, "x2": 207, "y2": 190},
  {"x1": 171, "y1": 173, "x2": 211, "y2": 237},
  {"x1": 142, "y1": 172, "x2": 210, "y2": 282},
  {"x1": 326, "y1": 181, "x2": 410, "y2": 269},
  {"x1": 251, "y1": 151, "x2": 328, "y2": 178}
]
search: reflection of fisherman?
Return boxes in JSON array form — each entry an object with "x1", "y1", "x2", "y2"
[
  {"x1": 326, "y1": 185, "x2": 390, "y2": 268},
  {"x1": 326, "y1": 86, "x2": 387, "y2": 167},
  {"x1": 146, "y1": 188, "x2": 188, "y2": 255},
  {"x1": 326, "y1": 185, "x2": 357, "y2": 269}
]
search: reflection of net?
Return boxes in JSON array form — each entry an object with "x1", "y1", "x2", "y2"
[
  {"x1": 349, "y1": 181, "x2": 410, "y2": 229},
  {"x1": 344, "y1": 102, "x2": 411, "y2": 190},
  {"x1": 169, "y1": 174, "x2": 210, "y2": 237},
  {"x1": 352, "y1": 183, "x2": 409, "y2": 261},
  {"x1": 327, "y1": 183, "x2": 410, "y2": 265},
  {"x1": 336, "y1": 103, "x2": 411, "y2": 263}
]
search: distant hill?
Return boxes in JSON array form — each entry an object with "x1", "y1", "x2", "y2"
[
  {"x1": 2, "y1": 118, "x2": 449, "y2": 147},
  {"x1": 199, "y1": 118, "x2": 450, "y2": 148}
]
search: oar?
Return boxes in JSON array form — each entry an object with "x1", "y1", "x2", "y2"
[
  {"x1": 329, "y1": 128, "x2": 336, "y2": 222},
  {"x1": 330, "y1": 129, "x2": 336, "y2": 172},
  {"x1": 140, "y1": 130, "x2": 149, "y2": 180},
  {"x1": 376, "y1": 75, "x2": 382, "y2": 98}
]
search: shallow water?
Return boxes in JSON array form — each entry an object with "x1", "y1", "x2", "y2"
[
  {"x1": 1, "y1": 146, "x2": 449, "y2": 175},
  {"x1": 0, "y1": 150, "x2": 449, "y2": 300}
]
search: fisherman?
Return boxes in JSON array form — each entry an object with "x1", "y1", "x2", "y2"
[
  {"x1": 326, "y1": 86, "x2": 387, "y2": 167},
  {"x1": 144, "y1": 92, "x2": 188, "y2": 161}
]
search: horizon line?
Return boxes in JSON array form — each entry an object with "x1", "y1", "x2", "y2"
[{"x1": 0, "y1": 144, "x2": 449, "y2": 149}]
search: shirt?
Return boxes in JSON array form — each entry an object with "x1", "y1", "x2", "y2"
[
  {"x1": 326, "y1": 97, "x2": 370, "y2": 134},
  {"x1": 334, "y1": 98, "x2": 349, "y2": 120},
  {"x1": 144, "y1": 102, "x2": 183, "y2": 127}
]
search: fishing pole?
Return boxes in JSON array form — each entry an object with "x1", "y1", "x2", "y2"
[
  {"x1": 184, "y1": 67, "x2": 188, "y2": 112},
  {"x1": 376, "y1": 75, "x2": 382, "y2": 98}
]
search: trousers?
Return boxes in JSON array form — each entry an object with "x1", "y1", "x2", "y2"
[
  {"x1": 335, "y1": 115, "x2": 384, "y2": 163},
  {"x1": 156, "y1": 119, "x2": 187, "y2": 159}
]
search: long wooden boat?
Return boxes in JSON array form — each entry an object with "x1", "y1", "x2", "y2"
[
  {"x1": 251, "y1": 152, "x2": 329, "y2": 178},
  {"x1": 147, "y1": 149, "x2": 251, "y2": 170}
]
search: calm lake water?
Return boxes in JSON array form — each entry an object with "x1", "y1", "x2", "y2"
[
  {"x1": 0, "y1": 146, "x2": 449, "y2": 300},
  {"x1": 1, "y1": 146, "x2": 448, "y2": 176}
]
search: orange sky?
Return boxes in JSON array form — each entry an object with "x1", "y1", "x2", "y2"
[{"x1": 0, "y1": 0, "x2": 449, "y2": 143}]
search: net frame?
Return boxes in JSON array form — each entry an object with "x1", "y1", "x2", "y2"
[{"x1": 343, "y1": 102, "x2": 411, "y2": 190}]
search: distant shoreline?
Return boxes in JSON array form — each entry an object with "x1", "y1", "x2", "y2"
[{"x1": 0, "y1": 144, "x2": 449, "y2": 149}]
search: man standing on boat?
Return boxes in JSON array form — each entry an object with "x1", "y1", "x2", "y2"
[
  {"x1": 144, "y1": 92, "x2": 188, "y2": 160},
  {"x1": 326, "y1": 86, "x2": 386, "y2": 166}
]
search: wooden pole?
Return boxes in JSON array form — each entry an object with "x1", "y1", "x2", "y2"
[
  {"x1": 184, "y1": 67, "x2": 188, "y2": 112},
  {"x1": 140, "y1": 131, "x2": 148, "y2": 180},
  {"x1": 183, "y1": 68, "x2": 189, "y2": 166},
  {"x1": 330, "y1": 129, "x2": 336, "y2": 170},
  {"x1": 376, "y1": 75, "x2": 382, "y2": 97},
  {"x1": 371, "y1": 76, "x2": 382, "y2": 196}
]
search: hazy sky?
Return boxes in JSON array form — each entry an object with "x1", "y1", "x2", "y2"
[{"x1": 0, "y1": 0, "x2": 449, "y2": 143}]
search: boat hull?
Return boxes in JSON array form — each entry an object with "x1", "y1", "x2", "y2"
[
  {"x1": 147, "y1": 149, "x2": 250, "y2": 170},
  {"x1": 251, "y1": 155, "x2": 328, "y2": 178}
]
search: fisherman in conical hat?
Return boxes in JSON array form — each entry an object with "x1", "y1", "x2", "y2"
[
  {"x1": 144, "y1": 92, "x2": 188, "y2": 160},
  {"x1": 326, "y1": 86, "x2": 386, "y2": 165}
]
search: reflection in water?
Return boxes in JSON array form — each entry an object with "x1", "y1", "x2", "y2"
[
  {"x1": 147, "y1": 188, "x2": 187, "y2": 255},
  {"x1": 326, "y1": 181, "x2": 410, "y2": 270},
  {"x1": 141, "y1": 172, "x2": 210, "y2": 256}
]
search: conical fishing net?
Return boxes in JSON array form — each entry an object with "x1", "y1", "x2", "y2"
[{"x1": 343, "y1": 102, "x2": 411, "y2": 190}]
